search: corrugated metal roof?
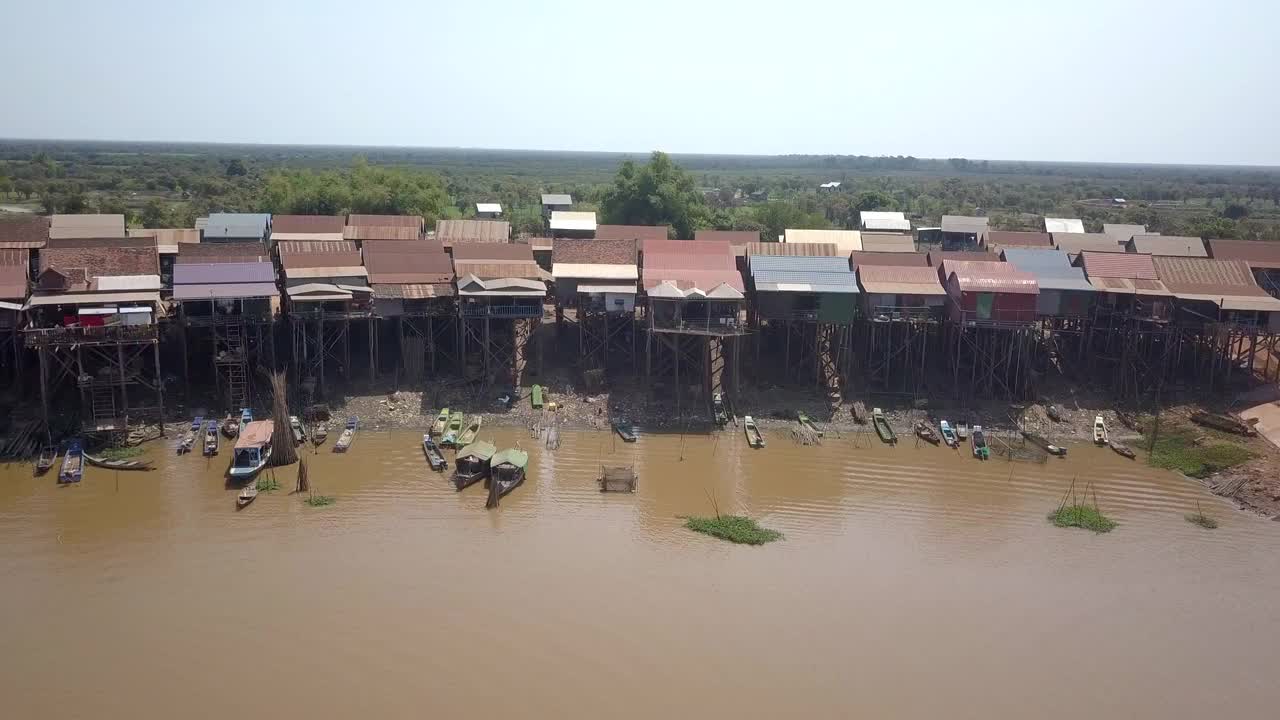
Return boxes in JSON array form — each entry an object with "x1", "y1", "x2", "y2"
[
  {"x1": 985, "y1": 231, "x2": 1052, "y2": 249},
  {"x1": 940, "y1": 215, "x2": 989, "y2": 234},
  {"x1": 552, "y1": 263, "x2": 638, "y2": 281},
  {"x1": 277, "y1": 241, "x2": 362, "y2": 269},
  {"x1": 745, "y1": 241, "x2": 837, "y2": 257},
  {"x1": 945, "y1": 261, "x2": 1039, "y2": 294},
  {"x1": 643, "y1": 239, "x2": 742, "y2": 293},
  {"x1": 94, "y1": 275, "x2": 161, "y2": 291},
  {"x1": 0, "y1": 216, "x2": 49, "y2": 248},
  {"x1": 371, "y1": 282, "x2": 453, "y2": 299},
  {"x1": 1087, "y1": 276, "x2": 1171, "y2": 296},
  {"x1": 1000, "y1": 248, "x2": 1095, "y2": 292},
  {"x1": 859, "y1": 211, "x2": 911, "y2": 232},
  {"x1": 1044, "y1": 217, "x2": 1085, "y2": 234},
  {"x1": 0, "y1": 248, "x2": 26, "y2": 266},
  {"x1": 343, "y1": 225, "x2": 420, "y2": 242},
  {"x1": 1079, "y1": 251, "x2": 1159, "y2": 280},
  {"x1": 577, "y1": 284, "x2": 636, "y2": 294},
  {"x1": 1052, "y1": 233, "x2": 1122, "y2": 255},
  {"x1": 596, "y1": 224, "x2": 669, "y2": 242},
  {"x1": 456, "y1": 275, "x2": 546, "y2": 296},
  {"x1": 435, "y1": 219, "x2": 510, "y2": 244},
  {"x1": 752, "y1": 268, "x2": 859, "y2": 294},
  {"x1": 347, "y1": 214, "x2": 423, "y2": 229},
  {"x1": 26, "y1": 290, "x2": 161, "y2": 308},
  {"x1": 1152, "y1": 256, "x2": 1262, "y2": 294},
  {"x1": 784, "y1": 229, "x2": 862, "y2": 254},
  {"x1": 285, "y1": 266, "x2": 369, "y2": 280},
  {"x1": 203, "y1": 213, "x2": 270, "y2": 240},
  {"x1": 927, "y1": 250, "x2": 995, "y2": 266},
  {"x1": 1129, "y1": 234, "x2": 1207, "y2": 257},
  {"x1": 549, "y1": 211, "x2": 597, "y2": 233},
  {"x1": 553, "y1": 237, "x2": 637, "y2": 265},
  {"x1": 541, "y1": 194, "x2": 573, "y2": 206},
  {"x1": 49, "y1": 214, "x2": 126, "y2": 239},
  {"x1": 475, "y1": 203, "x2": 502, "y2": 214},
  {"x1": 857, "y1": 265, "x2": 947, "y2": 296},
  {"x1": 860, "y1": 233, "x2": 915, "y2": 252},
  {"x1": 520, "y1": 236, "x2": 553, "y2": 251},
  {"x1": 1207, "y1": 239, "x2": 1280, "y2": 270},
  {"x1": 748, "y1": 255, "x2": 852, "y2": 274},
  {"x1": 176, "y1": 242, "x2": 268, "y2": 264},
  {"x1": 850, "y1": 251, "x2": 930, "y2": 268},
  {"x1": 453, "y1": 262, "x2": 546, "y2": 282},
  {"x1": 363, "y1": 241, "x2": 454, "y2": 285},
  {"x1": 271, "y1": 215, "x2": 345, "y2": 234},
  {"x1": 173, "y1": 282, "x2": 279, "y2": 300},
  {"x1": 1103, "y1": 224, "x2": 1147, "y2": 242},
  {"x1": 174, "y1": 262, "x2": 276, "y2": 285},
  {"x1": 695, "y1": 230, "x2": 759, "y2": 246},
  {"x1": 129, "y1": 228, "x2": 201, "y2": 246},
  {"x1": 452, "y1": 243, "x2": 536, "y2": 262}
]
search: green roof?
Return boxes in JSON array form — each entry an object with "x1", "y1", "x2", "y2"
[
  {"x1": 457, "y1": 441, "x2": 496, "y2": 460},
  {"x1": 491, "y1": 448, "x2": 529, "y2": 469}
]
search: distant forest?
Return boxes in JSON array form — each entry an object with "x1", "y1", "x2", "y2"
[{"x1": 2, "y1": 139, "x2": 1279, "y2": 242}]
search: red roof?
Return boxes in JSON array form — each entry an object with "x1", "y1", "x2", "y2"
[
  {"x1": 0, "y1": 216, "x2": 49, "y2": 248},
  {"x1": 694, "y1": 230, "x2": 759, "y2": 245},
  {"x1": 1079, "y1": 251, "x2": 1158, "y2": 280},
  {"x1": 642, "y1": 239, "x2": 742, "y2": 292},
  {"x1": 597, "y1": 224, "x2": 669, "y2": 242},
  {"x1": 985, "y1": 231, "x2": 1052, "y2": 248},
  {"x1": 945, "y1": 261, "x2": 1039, "y2": 294},
  {"x1": 347, "y1": 214, "x2": 423, "y2": 229},
  {"x1": 927, "y1": 250, "x2": 996, "y2": 266},
  {"x1": 362, "y1": 240, "x2": 453, "y2": 285},
  {"x1": 277, "y1": 241, "x2": 362, "y2": 269},
  {"x1": 1206, "y1": 239, "x2": 1280, "y2": 270},
  {"x1": 850, "y1": 251, "x2": 930, "y2": 268}
]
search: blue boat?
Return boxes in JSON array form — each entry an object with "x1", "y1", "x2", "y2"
[
  {"x1": 58, "y1": 440, "x2": 84, "y2": 484},
  {"x1": 240, "y1": 408, "x2": 253, "y2": 426},
  {"x1": 422, "y1": 433, "x2": 447, "y2": 471},
  {"x1": 939, "y1": 420, "x2": 958, "y2": 448},
  {"x1": 334, "y1": 417, "x2": 358, "y2": 453},
  {"x1": 203, "y1": 419, "x2": 220, "y2": 456},
  {"x1": 229, "y1": 420, "x2": 273, "y2": 482}
]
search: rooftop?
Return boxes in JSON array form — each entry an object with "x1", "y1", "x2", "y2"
[
  {"x1": 926, "y1": 250, "x2": 995, "y2": 266},
  {"x1": 1052, "y1": 232, "x2": 1124, "y2": 256},
  {"x1": 745, "y1": 241, "x2": 838, "y2": 257},
  {"x1": 342, "y1": 225, "x2": 421, "y2": 242},
  {"x1": 1153, "y1": 256, "x2": 1280, "y2": 311},
  {"x1": 0, "y1": 216, "x2": 50, "y2": 248},
  {"x1": 984, "y1": 230, "x2": 1052, "y2": 249},
  {"x1": 596, "y1": 224, "x2": 669, "y2": 242},
  {"x1": 1045, "y1": 217, "x2": 1086, "y2": 234},
  {"x1": 347, "y1": 214, "x2": 423, "y2": 229},
  {"x1": 850, "y1": 251, "x2": 930, "y2": 268},
  {"x1": 944, "y1": 260, "x2": 1039, "y2": 294},
  {"x1": 643, "y1": 239, "x2": 742, "y2": 295},
  {"x1": 452, "y1": 242, "x2": 544, "y2": 281},
  {"x1": 999, "y1": 248, "x2": 1095, "y2": 292},
  {"x1": 549, "y1": 211, "x2": 598, "y2": 233},
  {"x1": 1129, "y1": 234, "x2": 1207, "y2": 258},
  {"x1": 270, "y1": 215, "x2": 346, "y2": 234},
  {"x1": 1079, "y1": 251, "x2": 1159, "y2": 280},
  {"x1": 49, "y1": 214, "x2": 126, "y2": 240},
  {"x1": 750, "y1": 255, "x2": 858, "y2": 294},
  {"x1": 203, "y1": 213, "x2": 270, "y2": 239},
  {"x1": 552, "y1": 237, "x2": 637, "y2": 266},
  {"x1": 435, "y1": 219, "x2": 511, "y2": 245},
  {"x1": 859, "y1": 211, "x2": 911, "y2": 232},
  {"x1": 362, "y1": 240, "x2": 454, "y2": 287},
  {"x1": 541, "y1": 193, "x2": 573, "y2": 206},
  {"x1": 1103, "y1": 223, "x2": 1148, "y2": 242},
  {"x1": 860, "y1": 232, "x2": 915, "y2": 253},
  {"x1": 277, "y1": 241, "x2": 363, "y2": 270},
  {"x1": 476, "y1": 203, "x2": 502, "y2": 214},
  {"x1": 39, "y1": 245, "x2": 160, "y2": 285},
  {"x1": 857, "y1": 264, "x2": 947, "y2": 296},
  {"x1": 784, "y1": 228, "x2": 862, "y2": 255},
  {"x1": 1206, "y1": 239, "x2": 1280, "y2": 270},
  {"x1": 940, "y1": 215, "x2": 990, "y2": 235}
]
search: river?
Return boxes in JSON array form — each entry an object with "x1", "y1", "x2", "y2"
[{"x1": 2, "y1": 426, "x2": 1278, "y2": 718}]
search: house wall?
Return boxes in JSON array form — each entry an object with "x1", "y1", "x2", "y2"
[
  {"x1": 816, "y1": 293, "x2": 856, "y2": 323},
  {"x1": 866, "y1": 292, "x2": 945, "y2": 310},
  {"x1": 375, "y1": 298, "x2": 405, "y2": 317},
  {"x1": 947, "y1": 280, "x2": 1037, "y2": 322}
]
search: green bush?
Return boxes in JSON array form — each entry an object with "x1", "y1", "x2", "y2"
[
  {"x1": 1048, "y1": 505, "x2": 1117, "y2": 533},
  {"x1": 685, "y1": 515, "x2": 782, "y2": 545}
]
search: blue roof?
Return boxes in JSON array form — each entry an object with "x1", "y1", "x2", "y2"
[
  {"x1": 748, "y1": 255, "x2": 859, "y2": 294},
  {"x1": 204, "y1": 213, "x2": 271, "y2": 240},
  {"x1": 1000, "y1": 248, "x2": 1095, "y2": 292},
  {"x1": 748, "y1": 255, "x2": 853, "y2": 274}
]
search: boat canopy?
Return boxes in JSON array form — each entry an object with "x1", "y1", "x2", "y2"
[
  {"x1": 235, "y1": 420, "x2": 274, "y2": 449},
  {"x1": 491, "y1": 448, "x2": 529, "y2": 470},
  {"x1": 457, "y1": 441, "x2": 497, "y2": 461}
]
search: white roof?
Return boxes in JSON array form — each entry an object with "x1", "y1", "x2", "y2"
[
  {"x1": 550, "y1": 211, "x2": 597, "y2": 233},
  {"x1": 577, "y1": 284, "x2": 636, "y2": 294},
  {"x1": 647, "y1": 280, "x2": 744, "y2": 300},
  {"x1": 552, "y1": 263, "x2": 639, "y2": 281},
  {"x1": 1045, "y1": 217, "x2": 1085, "y2": 233},
  {"x1": 95, "y1": 275, "x2": 162, "y2": 291},
  {"x1": 0, "y1": 301, "x2": 22, "y2": 311},
  {"x1": 819, "y1": 181, "x2": 842, "y2": 189},
  {"x1": 284, "y1": 266, "x2": 369, "y2": 279},
  {"x1": 541, "y1": 193, "x2": 573, "y2": 206},
  {"x1": 457, "y1": 274, "x2": 547, "y2": 297},
  {"x1": 287, "y1": 283, "x2": 353, "y2": 301},
  {"x1": 25, "y1": 291, "x2": 161, "y2": 309},
  {"x1": 476, "y1": 203, "x2": 502, "y2": 214},
  {"x1": 784, "y1": 228, "x2": 863, "y2": 254}
]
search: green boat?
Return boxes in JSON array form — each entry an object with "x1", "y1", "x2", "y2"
[
  {"x1": 457, "y1": 416, "x2": 482, "y2": 446},
  {"x1": 431, "y1": 407, "x2": 450, "y2": 436},
  {"x1": 531, "y1": 385, "x2": 543, "y2": 409},
  {"x1": 797, "y1": 411, "x2": 824, "y2": 437},
  {"x1": 453, "y1": 441, "x2": 496, "y2": 490},
  {"x1": 442, "y1": 412, "x2": 464, "y2": 447},
  {"x1": 872, "y1": 407, "x2": 897, "y2": 445},
  {"x1": 486, "y1": 447, "x2": 529, "y2": 508}
]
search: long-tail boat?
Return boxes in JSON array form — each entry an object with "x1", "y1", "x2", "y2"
[{"x1": 485, "y1": 447, "x2": 529, "y2": 508}]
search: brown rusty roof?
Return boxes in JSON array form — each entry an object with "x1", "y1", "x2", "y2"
[
  {"x1": 1052, "y1": 232, "x2": 1122, "y2": 255},
  {"x1": 451, "y1": 243, "x2": 534, "y2": 262},
  {"x1": 695, "y1": 230, "x2": 760, "y2": 245},
  {"x1": 272, "y1": 215, "x2": 347, "y2": 234},
  {"x1": 596, "y1": 224, "x2": 670, "y2": 242},
  {"x1": 452, "y1": 242, "x2": 542, "y2": 281},
  {"x1": 849, "y1": 251, "x2": 930, "y2": 268},
  {"x1": 1206, "y1": 239, "x2": 1280, "y2": 270},
  {"x1": 277, "y1": 241, "x2": 362, "y2": 269},
  {"x1": 128, "y1": 228, "x2": 201, "y2": 244},
  {"x1": 343, "y1": 225, "x2": 421, "y2": 241},
  {"x1": 927, "y1": 250, "x2": 995, "y2": 266},
  {"x1": 1129, "y1": 235, "x2": 1207, "y2": 257},
  {"x1": 45, "y1": 237, "x2": 157, "y2": 249},
  {"x1": 944, "y1": 261, "x2": 1039, "y2": 294},
  {"x1": 552, "y1": 237, "x2": 637, "y2": 265},
  {"x1": 642, "y1": 239, "x2": 742, "y2": 293},
  {"x1": 746, "y1": 242, "x2": 838, "y2": 257},
  {"x1": 435, "y1": 219, "x2": 510, "y2": 244},
  {"x1": 39, "y1": 245, "x2": 160, "y2": 282},
  {"x1": 1151, "y1": 256, "x2": 1265, "y2": 296},
  {"x1": 347, "y1": 214, "x2": 423, "y2": 229},
  {"x1": 363, "y1": 241, "x2": 454, "y2": 285},
  {"x1": 0, "y1": 216, "x2": 49, "y2": 248},
  {"x1": 1079, "y1": 251, "x2": 1158, "y2": 280},
  {"x1": 985, "y1": 231, "x2": 1052, "y2": 248},
  {"x1": 860, "y1": 233, "x2": 916, "y2": 252}
]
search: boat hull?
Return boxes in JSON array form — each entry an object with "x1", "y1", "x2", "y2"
[{"x1": 453, "y1": 470, "x2": 486, "y2": 491}]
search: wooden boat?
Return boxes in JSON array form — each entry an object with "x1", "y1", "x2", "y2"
[
  {"x1": 236, "y1": 484, "x2": 258, "y2": 509},
  {"x1": 971, "y1": 425, "x2": 989, "y2": 460},
  {"x1": 956, "y1": 423, "x2": 970, "y2": 440},
  {"x1": 441, "y1": 411, "x2": 464, "y2": 447},
  {"x1": 1046, "y1": 404, "x2": 1065, "y2": 422},
  {"x1": 914, "y1": 420, "x2": 940, "y2": 445},
  {"x1": 84, "y1": 453, "x2": 154, "y2": 471},
  {"x1": 312, "y1": 424, "x2": 328, "y2": 446},
  {"x1": 35, "y1": 446, "x2": 58, "y2": 475},
  {"x1": 453, "y1": 441, "x2": 496, "y2": 490},
  {"x1": 177, "y1": 416, "x2": 202, "y2": 454},
  {"x1": 228, "y1": 420, "x2": 273, "y2": 482},
  {"x1": 1021, "y1": 430, "x2": 1067, "y2": 456},
  {"x1": 531, "y1": 385, "x2": 544, "y2": 409},
  {"x1": 333, "y1": 417, "x2": 358, "y2": 453},
  {"x1": 939, "y1": 420, "x2": 958, "y2": 448},
  {"x1": 1109, "y1": 440, "x2": 1136, "y2": 459},
  {"x1": 872, "y1": 408, "x2": 897, "y2": 445},
  {"x1": 486, "y1": 447, "x2": 529, "y2": 509},
  {"x1": 712, "y1": 393, "x2": 728, "y2": 426},
  {"x1": 203, "y1": 420, "x2": 220, "y2": 456},
  {"x1": 743, "y1": 415, "x2": 765, "y2": 448},
  {"x1": 1189, "y1": 410, "x2": 1256, "y2": 437},
  {"x1": 613, "y1": 419, "x2": 638, "y2": 443},
  {"x1": 422, "y1": 434, "x2": 448, "y2": 471},
  {"x1": 289, "y1": 415, "x2": 307, "y2": 445},
  {"x1": 431, "y1": 408, "x2": 450, "y2": 437},
  {"x1": 221, "y1": 415, "x2": 239, "y2": 439},
  {"x1": 1093, "y1": 415, "x2": 1108, "y2": 445},
  {"x1": 851, "y1": 402, "x2": 867, "y2": 424},
  {"x1": 59, "y1": 440, "x2": 84, "y2": 484},
  {"x1": 457, "y1": 416, "x2": 482, "y2": 447},
  {"x1": 798, "y1": 411, "x2": 824, "y2": 437}
]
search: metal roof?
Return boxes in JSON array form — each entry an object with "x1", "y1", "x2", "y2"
[
  {"x1": 549, "y1": 211, "x2": 597, "y2": 233},
  {"x1": 347, "y1": 214, "x2": 423, "y2": 229},
  {"x1": 552, "y1": 263, "x2": 638, "y2": 281},
  {"x1": 553, "y1": 237, "x2": 636, "y2": 265},
  {"x1": 342, "y1": 225, "x2": 420, "y2": 241},
  {"x1": 850, "y1": 251, "x2": 930, "y2": 268},
  {"x1": 984, "y1": 231, "x2": 1052, "y2": 249},
  {"x1": 577, "y1": 284, "x2": 636, "y2": 294},
  {"x1": 1086, "y1": 277, "x2": 1171, "y2": 296},
  {"x1": 927, "y1": 250, "x2": 995, "y2": 266},
  {"x1": 1103, "y1": 224, "x2": 1148, "y2": 242},
  {"x1": 784, "y1": 229, "x2": 862, "y2": 254},
  {"x1": 204, "y1": 213, "x2": 270, "y2": 239},
  {"x1": 750, "y1": 253, "x2": 858, "y2": 294},
  {"x1": 456, "y1": 275, "x2": 546, "y2": 297},
  {"x1": 49, "y1": 214, "x2": 126, "y2": 239},
  {"x1": 277, "y1": 241, "x2": 362, "y2": 269},
  {"x1": 1206, "y1": 239, "x2": 1280, "y2": 270},
  {"x1": 999, "y1": 248, "x2": 1095, "y2": 292},
  {"x1": 857, "y1": 265, "x2": 947, "y2": 296},
  {"x1": 597, "y1": 224, "x2": 669, "y2": 242},
  {"x1": 475, "y1": 203, "x2": 502, "y2": 214},
  {"x1": 0, "y1": 248, "x2": 26, "y2": 266},
  {"x1": 173, "y1": 282, "x2": 280, "y2": 300},
  {"x1": 860, "y1": 233, "x2": 915, "y2": 252},
  {"x1": 235, "y1": 421, "x2": 274, "y2": 449},
  {"x1": 1079, "y1": 251, "x2": 1159, "y2": 280},
  {"x1": 541, "y1": 193, "x2": 573, "y2": 206},
  {"x1": 859, "y1": 211, "x2": 910, "y2": 231},
  {"x1": 0, "y1": 264, "x2": 26, "y2": 300},
  {"x1": 1151, "y1": 256, "x2": 1264, "y2": 296},
  {"x1": 748, "y1": 255, "x2": 852, "y2": 274},
  {"x1": 363, "y1": 241, "x2": 454, "y2": 285},
  {"x1": 695, "y1": 230, "x2": 759, "y2": 246},
  {"x1": 371, "y1": 283, "x2": 453, "y2": 299},
  {"x1": 940, "y1": 215, "x2": 990, "y2": 234},
  {"x1": 95, "y1": 275, "x2": 161, "y2": 291},
  {"x1": 174, "y1": 261, "x2": 276, "y2": 284},
  {"x1": 435, "y1": 219, "x2": 510, "y2": 244},
  {"x1": 1044, "y1": 217, "x2": 1085, "y2": 234},
  {"x1": 745, "y1": 241, "x2": 837, "y2": 257},
  {"x1": 285, "y1": 265, "x2": 368, "y2": 280},
  {"x1": 0, "y1": 216, "x2": 49, "y2": 248},
  {"x1": 271, "y1": 215, "x2": 345, "y2": 234},
  {"x1": 26, "y1": 290, "x2": 161, "y2": 308},
  {"x1": 452, "y1": 243, "x2": 536, "y2": 262},
  {"x1": 944, "y1": 261, "x2": 1039, "y2": 294},
  {"x1": 1052, "y1": 233, "x2": 1123, "y2": 255},
  {"x1": 1128, "y1": 235, "x2": 1207, "y2": 257}
]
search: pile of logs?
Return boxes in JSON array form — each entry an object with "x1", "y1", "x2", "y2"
[{"x1": 0, "y1": 421, "x2": 46, "y2": 459}]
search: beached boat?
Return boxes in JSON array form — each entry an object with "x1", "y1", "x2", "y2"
[
  {"x1": 743, "y1": 415, "x2": 765, "y2": 448},
  {"x1": 457, "y1": 416, "x2": 482, "y2": 447},
  {"x1": 1109, "y1": 440, "x2": 1136, "y2": 459},
  {"x1": 956, "y1": 423, "x2": 970, "y2": 441},
  {"x1": 971, "y1": 425, "x2": 990, "y2": 460},
  {"x1": 851, "y1": 402, "x2": 867, "y2": 424},
  {"x1": 1021, "y1": 430, "x2": 1067, "y2": 456},
  {"x1": 712, "y1": 393, "x2": 728, "y2": 426},
  {"x1": 798, "y1": 411, "x2": 824, "y2": 437},
  {"x1": 221, "y1": 414, "x2": 239, "y2": 439},
  {"x1": 613, "y1": 419, "x2": 638, "y2": 442},
  {"x1": 59, "y1": 440, "x2": 84, "y2": 484},
  {"x1": 312, "y1": 424, "x2": 328, "y2": 446},
  {"x1": 431, "y1": 408, "x2": 450, "y2": 437},
  {"x1": 84, "y1": 453, "x2": 154, "y2": 471},
  {"x1": 422, "y1": 434, "x2": 447, "y2": 471},
  {"x1": 289, "y1": 415, "x2": 307, "y2": 445},
  {"x1": 939, "y1": 420, "x2": 958, "y2": 448},
  {"x1": 453, "y1": 441, "x2": 496, "y2": 490},
  {"x1": 334, "y1": 417, "x2": 358, "y2": 453},
  {"x1": 914, "y1": 420, "x2": 940, "y2": 445},
  {"x1": 236, "y1": 484, "x2": 258, "y2": 509},
  {"x1": 1189, "y1": 410, "x2": 1256, "y2": 437},
  {"x1": 1093, "y1": 415, "x2": 1108, "y2": 445},
  {"x1": 1046, "y1": 404, "x2": 1065, "y2": 422},
  {"x1": 873, "y1": 408, "x2": 897, "y2": 445},
  {"x1": 228, "y1": 420, "x2": 273, "y2": 482},
  {"x1": 531, "y1": 385, "x2": 543, "y2": 409},
  {"x1": 35, "y1": 446, "x2": 58, "y2": 475},
  {"x1": 486, "y1": 447, "x2": 529, "y2": 509},
  {"x1": 203, "y1": 420, "x2": 220, "y2": 456},
  {"x1": 441, "y1": 411, "x2": 464, "y2": 447},
  {"x1": 177, "y1": 416, "x2": 202, "y2": 454}
]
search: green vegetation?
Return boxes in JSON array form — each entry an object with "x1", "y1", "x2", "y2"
[
  {"x1": 305, "y1": 494, "x2": 336, "y2": 507},
  {"x1": 256, "y1": 476, "x2": 280, "y2": 493},
  {"x1": 1185, "y1": 507, "x2": 1220, "y2": 530},
  {"x1": 600, "y1": 151, "x2": 708, "y2": 238},
  {"x1": 1145, "y1": 426, "x2": 1255, "y2": 479},
  {"x1": 685, "y1": 515, "x2": 782, "y2": 545},
  {"x1": 1048, "y1": 505, "x2": 1118, "y2": 533},
  {"x1": 98, "y1": 446, "x2": 144, "y2": 461},
  {"x1": 259, "y1": 160, "x2": 451, "y2": 225}
]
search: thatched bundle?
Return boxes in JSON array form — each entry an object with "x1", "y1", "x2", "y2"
[{"x1": 268, "y1": 370, "x2": 298, "y2": 466}]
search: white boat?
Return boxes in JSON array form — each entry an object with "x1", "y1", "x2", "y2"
[
  {"x1": 229, "y1": 420, "x2": 273, "y2": 482},
  {"x1": 1093, "y1": 415, "x2": 1108, "y2": 445}
]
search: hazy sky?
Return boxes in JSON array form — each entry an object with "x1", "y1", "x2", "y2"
[{"x1": 4, "y1": 0, "x2": 1277, "y2": 165}]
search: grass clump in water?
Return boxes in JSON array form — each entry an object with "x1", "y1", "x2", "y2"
[
  {"x1": 305, "y1": 494, "x2": 336, "y2": 507},
  {"x1": 685, "y1": 515, "x2": 782, "y2": 545},
  {"x1": 1048, "y1": 505, "x2": 1117, "y2": 533},
  {"x1": 1185, "y1": 503, "x2": 1219, "y2": 530},
  {"x1": 99, "y1": 446, "x2": 144, "y2": 461},
  {"x1": 256, "y1": 476, "x2": 280, "y2": 493},
  {"x1": 1144, "y1": 426, "x2": 1254, "y2": 479}
]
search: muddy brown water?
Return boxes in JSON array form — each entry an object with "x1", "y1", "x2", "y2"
[{"x1": 3, "y1": 427, "x2": 1279, "y2": 718}]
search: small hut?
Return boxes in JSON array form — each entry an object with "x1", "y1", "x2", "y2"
[{"x1": 599, "y1": 465, "x2": 637, "y2": 493}]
